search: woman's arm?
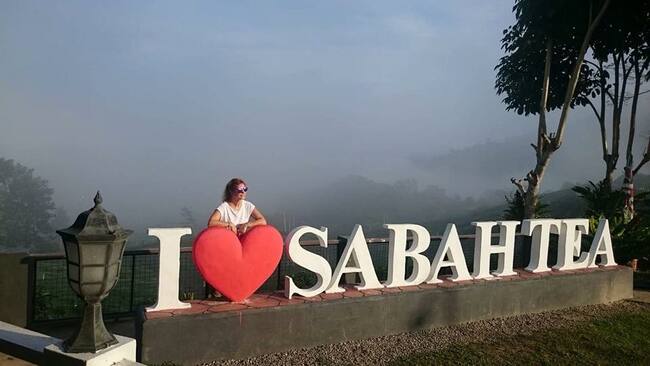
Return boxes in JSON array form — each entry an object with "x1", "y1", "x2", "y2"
[
  {"x1": 238, "y1": 208, "x2": 267, "y2": 234},
  {"x1": 207, "y1": 210, "x2": 236, "y2": 232},
  {"x1": 248, "y1": 208, "x2": 267, "y2": 227}
]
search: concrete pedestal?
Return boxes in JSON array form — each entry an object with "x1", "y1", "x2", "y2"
[
  {"x1": 43, "y1": 335, "x2": 136, "y2": 366},
  {"x1": 137, "y1": 266, "x2": 633, "y2": 365}
]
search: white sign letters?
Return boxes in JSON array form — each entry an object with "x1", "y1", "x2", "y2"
[
  {"x1": 325, "y1": 224, "x2": 383, "y2": 293},
  {"x1": 284, "y1": 226, "x2": 333, "y2": 298},
  {"x1": 284, "y1": 218, "x2": 617, "y2": 299},
  {"x1": 471, "y1": 221, "x2": 518, "y2": 279},
  {"x1": 384, "y1": 224, "x2": 431, "y2": 288},
  {"x1": 426, "y1": 224, "x2": 471, "y2": 284},
  {"x1": 146, "y1": 228, "x2": 192, "y2": 312},
  {"x1": 147, "y1": 218, "x2": 618, "y2": 307},
  {"x1": 554, "y1": 219, "x2": 590, "y2": 270}
]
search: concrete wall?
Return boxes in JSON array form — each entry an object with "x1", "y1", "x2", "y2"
[
  {"x1": 137, "y1": 266, "x2": 633, "y2": 365},
  {"x1": 0, "y1": 253, "x2": 30, "y2": 327}
]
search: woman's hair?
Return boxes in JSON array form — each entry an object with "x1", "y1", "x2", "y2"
[{"x1": 222, "y1": 178, "x2": 246, "y2": 202}]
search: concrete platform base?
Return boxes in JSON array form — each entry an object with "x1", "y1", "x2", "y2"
[
  {"x1": 0, "y1": 320, "x2": 141, "y2": 366},
  {"x1": 137, "y1": 266, "x2": 633, "y2": 365},
  {"x1": 43, "y1": 335, "x2": 136, "y2": 366}
]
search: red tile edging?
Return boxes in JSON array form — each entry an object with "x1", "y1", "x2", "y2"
[{"x1": 144, "y1": 265, "x2": 628, "y2": 320}]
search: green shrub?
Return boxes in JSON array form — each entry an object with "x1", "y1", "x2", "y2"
[
  {"x1": 573, "y1": 181, "x2": 650, "y2": 265},
  {"x1": 502, "y1": 190, "x2": 549, "y2": 220}
]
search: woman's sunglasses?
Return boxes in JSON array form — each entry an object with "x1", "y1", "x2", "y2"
[{"x1": 235, "y1": 186, "x2": 248, "y2": 193}]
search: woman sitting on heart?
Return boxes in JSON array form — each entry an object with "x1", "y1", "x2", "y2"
[
  {"x1": 197, "y1": 178, "x2": 282, "y2": 302},
  {"x1": 208, "y1": 178, "x2": 267, "y2": 235}
]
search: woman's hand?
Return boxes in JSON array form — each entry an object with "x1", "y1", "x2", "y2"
[
  {"x1": 237, "y1": 223, "x2": 249, "y2": 235},
  {"x1": 227, "y1": 223, "x2": 238, "y2": 233}
]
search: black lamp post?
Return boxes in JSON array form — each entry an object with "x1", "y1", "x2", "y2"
[{"x1": 56, "y1": 191, "x2": 132, "y2": 353}]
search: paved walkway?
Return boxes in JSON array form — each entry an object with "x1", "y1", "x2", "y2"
[{"x1": 0, "y1": 353, "x2": 34, "y2": 366}]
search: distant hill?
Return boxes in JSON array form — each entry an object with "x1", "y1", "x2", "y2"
[
  {"x1": 427, "y1": 174, "x2": 650, "y2": 235},
  {"x1": 546, "y1": 173, "x2": 650, "y2": 218},
  {"x1": 407, "y1": 133, "x2": 627, "y2": 195}
]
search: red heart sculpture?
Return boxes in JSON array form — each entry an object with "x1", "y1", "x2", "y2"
[{"x1": 192, "y1": 225, "x2": 283, "y2": 302}]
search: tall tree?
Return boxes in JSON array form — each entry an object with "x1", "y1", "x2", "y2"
[
  {"x1": 51, "y1": 206, "x2": 72, "y2": 231},
  {"x1": 0, "y1": 158, "x2": 56, "y2": 251},
  {"x1": 578, "y1": 0, "x2": 650, "y2": 218},
  {"x1": 496, "y1": 0, "x2": 611, "y2": 218}
]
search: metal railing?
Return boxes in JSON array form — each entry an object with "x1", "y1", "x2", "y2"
[{"x1": 25, "y1": 234, "x2": 539, "y2": 324}]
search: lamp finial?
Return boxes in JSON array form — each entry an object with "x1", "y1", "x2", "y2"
[{"x1": 94, "y1": 191, "x2": 103, "y2": 206}]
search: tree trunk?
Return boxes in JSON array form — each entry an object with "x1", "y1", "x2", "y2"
[
  {"x1": 524, "y1": 189, "x2": 538, "y2": 220},
  {"x1": 605, "y1": 50, "x2": 634, "y2": 192},
  {"x1": 633, "y1": 138, "x2": 650, "y2": 177},
  {"x1": 519, "y1": 0, "x2": 611, "y2": 219},
  {"x1": 521, "y1": 40, "x2": 553, "y2": 219},
  {"x1": 552, "y1": 0, "x2": 611, "y2": 148},
  {"x1": 624, "y1": 58, "x2": 642, "y2": 219},
  {"x1": 523, "y1": 157, "x2": 548, "y2": 219},
  {"x1": 604, "y1": 156, "x2": 615, "y2": 191},
  {"x1": 606, "y1": 53, "x2": 623, "y2": 191},
  {"x1": 589, "y1": 60, "x2": 612, "y2": 190}
]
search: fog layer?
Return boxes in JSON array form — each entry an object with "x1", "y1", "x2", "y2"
[{"x1": 1, "y1": 1, "x2": 648, "y2": 248}]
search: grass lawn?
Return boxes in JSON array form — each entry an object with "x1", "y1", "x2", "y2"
[{"x1": 390, "y1": 307, "x2": 650, "y2": 365}]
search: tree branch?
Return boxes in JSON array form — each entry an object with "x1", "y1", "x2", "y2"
[
  {"x1": 510, "y1": 177, "x2": 526, "y2": 195},
  {"x1": 606, "y1": 89, "x2": 616, "y2": 104},
  {"x1": 623, "y1": 89, "x2": 650, "y2": 101},
  {"x1": 626, "y1": 55, "x2": 641, "y2": 168},
  {"x1": 525, "y1": 171, "x2": 537, "y2": 186},
  {"x1": 537, "y1": 40, "x2": 553, "y2": 160},
  {"x1": 599, "y1": 59, "x2": 608, "y2": 158},
  {"x1": 552, "y1": 0, "x2": 611, "y2": 150},
  {"x1": 613, "y1": 52, "x2": 620, "y2": 112},
  {"x1": 633, "y1": 137, "x2": 650, "y2": 176},
  {"x1": 618, "y1": 51, "x2": 633, "y2": 113},
  {"x1": 585, "y1": 98, "x2": 601, "y2": 121}
]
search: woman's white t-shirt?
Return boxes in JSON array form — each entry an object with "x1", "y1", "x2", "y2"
[{"x1": 215, "y1": 200, "x2": 255, "y2": 226}]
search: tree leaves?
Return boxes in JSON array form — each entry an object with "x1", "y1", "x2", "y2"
[
  {"x1": 573, "y1": 180, "x2": 650, "y2": 262},
  {"x1": 503, "y1": 190, "x2": 549, "y2": 220},
  {"x1": 497, "y1": 0, "x2": 650, "y2": 117},
  {"x1": 0, "y1": 158, "x2": 56, "y2": 250}
]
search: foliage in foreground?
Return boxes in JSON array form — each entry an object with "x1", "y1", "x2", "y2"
[
  {"x1": 502, "y1": 190, "x2": 549, "y2": 220},
  {"x1": 573, "y1": 180, "x2": 650, "y2": 265},
  {"x1": 391, "y1": 306, "x2": 650, "y2": 366}
]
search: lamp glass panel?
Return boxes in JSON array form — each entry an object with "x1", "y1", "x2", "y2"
[
  {"x1": 80, "y1": 244, "x2": 108, "y2": 266},
  {"x1": 81, "y1": 266, "x2": 105, "y2": 284},
  {"x1": 105, "y1": 265, "x2": 119, "y2": 292},
  {"x1": 80, "y1": 283, "x2": 103, "y2": 297},
  {"x1": 65, "y1": 241, "x2": 79, "y2": 264},
  {"x1": 108, "y1": 241, "x2": 125, "y2": 265},
  {"x1": 107, "y1": 263, "x2": 119, "y2": 281},
  {"x1": 67, "y1": 264, "x2": 79, "y2": 282},
  {"x1": 71, "y1": 282, "x2": 80, "y2": 294}
]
